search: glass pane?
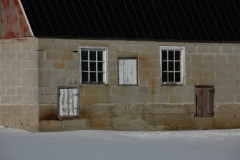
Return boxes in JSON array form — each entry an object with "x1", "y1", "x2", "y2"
[
  {"x1": 90, "y1": 72, "x2": 96, "y2": 82},
  {"x1": 175, "y1": 72, "x2": 180, "y2": 82},
  {"x1": 162, "y1": 72, "x2": 167, "y2": 82},
  {"x1": 169, "y1": 62, "x2": 174, "y2": 71},
  {"x1": 169, "y1": 72, "x2": 174, "y2": 82},
  {"x1": 168, "y1": 51, "x2": 174, "y2": 60},
  {"x1": 81, "y1": 50, "x2": 88, "y2": 60},
  {"x1": 82, "y1": 72, "x2": 88, "y2": 83},
  {"x1": 98, "y1": 62, "x2": 103, "y2": 71},
  {"x1": 90, "y1": 51, "x2": 96, "y2": 61},
  {"x1": 97, "y1": 51, "x2": 103, "y2": 61},
  {"x1": 98, "y1": 73, "x2": 103, "y2": 82},
  {"x1": 162, "y1": 50, "x2": 167, "y2": 60},
  {"x1": 82, "y1": 62, "x2": 88, "y2": 71},
  {"x1": 90, "y1": 62, "x2": 96, "y2": 71},
  {"x1": 162, "y1": 62, "x2": 167, "y2": 71},
  {"x1": 175, "y1": 51, "x2": 180, "y2": 60},
  {"x1": 175, "y1": 62, "x2": 180, "y2": 71}
]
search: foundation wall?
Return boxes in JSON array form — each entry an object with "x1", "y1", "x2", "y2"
[
  {"x1": 37, "y1": 39, "x2": 240, "y2": 131},
  {"x1": 0, "y1": 38, "x2": 39, "y2": 132}
]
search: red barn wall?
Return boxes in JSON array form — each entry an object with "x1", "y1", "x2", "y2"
[{"x1": 0, "y1": 0, "x2": 32, "y2": 39}]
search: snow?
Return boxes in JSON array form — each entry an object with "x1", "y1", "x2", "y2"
[{"x1": 0, "y1": 126, "x2": 240, "y2": 160}]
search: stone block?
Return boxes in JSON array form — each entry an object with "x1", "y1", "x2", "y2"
[
  {"x1": 22, "y1": 43, "x2": 33, "y2": 51},
  {"x1": 108, "y1": 60, "x2": 117, "y2": 69},
  {"x1": 17, "y1": 51, "x2": 28, "y2": 60},
  {"x1": 170, "y1": 95, "x2": 182, "y2": 103},
  {"x1": 197, "y1": 78, "x2": 211, "y2": 85},
  {"x1": 118, "y1": 86, "x2": 138, "y2": 95},
  {"x1": 108, "y1": 51, "x2": 117, "y2": 60},
  {"x1": 182, "y1": 94, "x2": 194, "y2": 103},
  {"x1": 45, "y1": 69, "x2": 59, "y2": 78},
  {"x1": 203, "y1": 54, "x2": 215, "y2": 62},
  {"x1": 38, "y1": 60, "x2": 52, "y2": 68},
  {"x1": 155, "y1": 95, "x2": 170, "y2": 103},
  {"x1": 210, "y1": 78, "x2": 223, "y2": 86},
  {"x1": 139, "y1": 69, "x2": 151, "y2": 78},
  {"x1": 1, "y1": 96, "x2": 11, "y2": 104},
  {"x1": 11, "y1": 61, "x2": 21, "y2": 69},
  {"x1": 65, "y1": 61, "x2": 79, "y2": 69},
  {"x1": 60, "y1": 70, "x2": 73, "y2": 78},
  {"x1": 12, "y1": 43, "x2": 22, "y2": 51},
  {"x1": 80, "y1": 95, "x2": 92, "y2": 104},
  {"x1": 147, "y1": 43, "x2": 159, "y2": 53},
  {"x1": 39, "y1": 120, "x2": 63, "y2": 132},
  {"x1": 197, "y1": 44, "x2": 209, "y2": 53},
  {"x1": 51, "y1": 78, "x2": 66, "y2": 86},
  {"x1": 38, "y1": 51, "x2": 45, "y2": 60},
  {"x1": 0, "y1": 61, "x2": 11, "y2": 69},
  {"x1": 185, "y1": 44, "x2": 196, "y2": 53},
  {"x1": 84, "y1": 86, "x2": 98, "y2": 94},
  {"x1": 109, "y1": 95, "x2": 118, "y2": 103},
  {"x1": 216, "y1": 54, "x2": 227, "y2": 63},
  {"x1": 0, "y1": 52, "x2": 5, "y2": 61},
  {"x1": 216, "y1": 70, "x2": 227, "y2": 78},
  {"x1": 209, "y1": 44, "x2": 221, "y2": 53},
  {"x1": 191, "y1": 70, "x2": 203, "y2": 78},
  {"x1": 191, "y1": 54, "x2": 202, "y2": 62},
  {"x1": 46, "y1": 51, "x2": 59, "y2": 60},
  {"x1": 148, "y1": 60, "x2": 159, "y2": 69},
  {"x1": 109, "y1": 77, "x2": 117, "y2": 86},
  {"x1": 66, "y1": 42, "x2": 79, "y2": 51},
  {"x1": 97, "y1": 86, "x2": 110, "y2": 94},
  {"x1": 228, "y1": 70, "x2": 239, "y2": 79},
  {"x1": 22, "y1": 96, "x2": 34, "y2": 104},
  {"x1": 1, "y1": 43, "x2": 12, "y2": 51},
  {"x1": 11, "y1": 78, "x2": 22, "y2": 86},
  {"x1": 6, "y1": 87, "x2": 17, "y2": 96},
  {"x1": 6, "y1": 70, "x2": 17, "y2": 78},
  {"x1": 118, "y1": 95, "x2": 131, "y2": 103},
  {"x1": 228, "y1": 54, "x2": 239, "y2": 63},
  {"x1": 224, "y1": 95, "x2": 235, "y2": 103},
  {"x1": 28, "y1": 51, "x2": 38, "y2": 60},
  {"x1": 22, "y1": 78, "x2": 33, "y2": 86},
  {"x1": 108, "y1": 68, "x2": 117, "y2": 78},
  {"x1": 60, "y1": 52, "x2": 73, "y2": 60},
  {"x1": 53, "y1": 42, "x2": 66, "y2": 51},
  {"x1": 6, "y1": 52, "x2": 17, "y2": 61},
  {"x1": 39, "y1": 78, "x2": 51, "y2": 87},
  {"x1": 120, "y1": 43, "x2": 134, "y2": 51},
  {"x1": 108, "y1": 42, "x2": 120, "y2": 52},
  {"x1": 134, "y1": 43, "x2": 147, "y2": 52},
  {"x1": 234, "y1": 44, "x2": 240, "y2": 54},
  {"x1": 139, "y1": 86, "x2": 151, "y2": 94},
  {"x1": 117, "y1": 51, "x2": 138, "y2": 57},
  {"x1": 222, "y1": 45, "x2": 233, "y2": 54},
  {"x1": 12, "y1": 96, "x2": 22, "y2": 104},
  {"x1": 39, "y1": 95, "x2": 53, "y2": 104},
  {"x1": 148, "y1": 78, "x2": 160, "y2": 86},
  {"x1": 150, "y1": 51, "x2": 160, "y2": 60},
  {"x1": 138, "y1": 52, "x2": 150, "y2": 61},
  {"x1": 27, "y1": 69, "x2": 38, "y2": 78},
  {"x1": 1, "y1": 79, "x2": 11, "y2": 87},
  {"x1": 92, "y1": 95, "x2": 108, "y2": 103}
]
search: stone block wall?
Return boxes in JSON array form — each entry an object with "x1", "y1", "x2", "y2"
[
  {"x1": 38, "y1": 38, "x2": 240, "y2": 131},
  {"x1": 0, "y1": 38, "x2": 39, "y2": 132}
]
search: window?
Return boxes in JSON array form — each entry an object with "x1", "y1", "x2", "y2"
[
  {"x1": 118, "y1": 58, "x2": 138, "y2": 85},
  {"x1": 80, "y1": 47, "x2": 107, "y2": 84},
  {"x1": 160, "y1": 46, "x2": 185, "y2": 85},
  {"x1": 58, "y1": 87, "x2": 79, "y2": 118},
  {"x1": 195, "y1": 85, "x2": 215, "y2": 117}
]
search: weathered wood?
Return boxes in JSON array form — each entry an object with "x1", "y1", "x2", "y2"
[{"x1": 118, "y1": 59, "x2": 137, "y2": 85}]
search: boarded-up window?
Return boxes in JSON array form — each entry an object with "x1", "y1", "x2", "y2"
[
  {"x1": 195, "y1": 86, "x2": 214, "y2": 117},
  {"x1": 58, "y1": 87, "x2": 79, "y2": 118},
  {"x1": 118, "y1": 58, "x2": 137, "y2": 85}
]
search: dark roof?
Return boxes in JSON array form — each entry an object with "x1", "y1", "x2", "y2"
[{"x1": 20, "y1": 0, "x2": 240, "y2": 42}]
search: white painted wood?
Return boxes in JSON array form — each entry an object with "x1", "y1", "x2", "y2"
[
  {"x1": 118, "y1": 59, "x2": 137, "y2": 85},
  {"x1": 59, "y1": 88, "x2": 78, "y2": 117}
]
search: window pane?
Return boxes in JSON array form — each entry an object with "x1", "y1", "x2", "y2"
[
  {"x1": 90, "y1": 72, "x2": 96, "y2": 82},
  {"x1": 169, "y1": 72, "x2": 174, "y2": 82},
  {"x1": 162, "y1": 50, "x2": 167, "y2": 60},
  {"x1": 168, "y1": 51, "x2": 174, "y2": 60},
  {"x1": 175, "y1": 51, "x2": 180, "y2": 60},
  {"x1": 175, "y1": 62, "x2": 180, "y2": 71},
  {"x1": 82, "y1": 62, "x2": 88, "y2": 71},
  {"x1": 82, "y1": 72, "x2": 88, "y2": 82},
  {"x1": 90, "y1": 62, "x2": 96, "y2": 71},
  {"x1": 97, "y1": 51, "x2": 103, "y2": 61},
  {"x1": 98, "y1": 73, "x2": 103, "y2": 82},
  {"x1": 98, "y1": 62, "x2": 103, "y2": 71},
  {"x1": 90, "y1": 51, "x2": 96, "y2": 61},
  {"x1": 162, "y1": 62, "x2": 167, "y2": 71},
  {"x1": 162, "y1": 72, "x2": 167, "y2": 82},
  {"x1": 81, "y1": 51, "x2": 88, "y2": 60},
  {"x1": 175, "y1": 72, "x2": 180, "y2": 82},
  {"x1": 169, "y1": 62, "x2": 174, "y2": 71}
]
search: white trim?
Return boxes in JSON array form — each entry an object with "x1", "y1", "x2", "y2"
[
  {"x1": 160, "y1": 46, "x2": 185, "y2": 86},
  {"x1": 18, "y1": 0, "x2": 34, "y2": 36},
  {"x1": 79, "y1": 46, "x2": 108, "y2": 85}
]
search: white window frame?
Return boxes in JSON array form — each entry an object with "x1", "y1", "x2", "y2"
[
  {"x1": 79, "y1": 46, "x2": 108, "y2": 85},
  {"x1": 118, "y1": 58, "x2": 138, "y2": 86},
  {"x1": 160, "y1": 46, "x2": 185, "y2": 86}
]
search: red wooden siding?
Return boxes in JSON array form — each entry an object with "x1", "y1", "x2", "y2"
[{"x1": 0, "y1": 0, "x2": 32, "y2": 39}]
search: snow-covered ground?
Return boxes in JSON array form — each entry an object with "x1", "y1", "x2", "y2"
[{"x1": 0, "y1": 126, "x2": 240, "y2": 160}]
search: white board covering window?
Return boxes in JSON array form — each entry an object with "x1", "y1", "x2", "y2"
[
  {"x1": 118, "y1": 58, "x2": 137, "y2": 85},
  {"x1": 58, "y1": 87, "x2": 79, "y2": 118}
]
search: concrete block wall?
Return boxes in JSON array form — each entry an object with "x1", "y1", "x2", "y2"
[
  {"x1": 38, "y1": 38, "x2": 240, "y2": 131},
  {"x1": 0, "y1": 37, "x2": 39, "y2": 132}
]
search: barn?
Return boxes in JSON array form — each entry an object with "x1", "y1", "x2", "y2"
[{"x1": 0, "y1": 0, "x2": 240, "y2": 132}]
